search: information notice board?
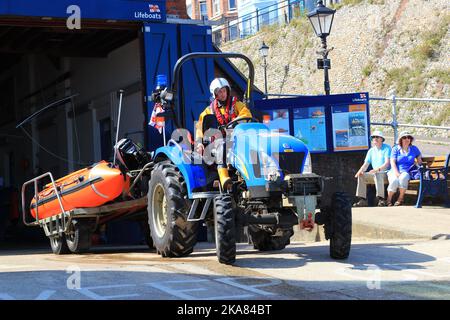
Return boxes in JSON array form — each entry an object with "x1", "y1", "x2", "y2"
[
  {"x1": 254, "y1": 92, "x2": 370, "y2": 153},
  {"x1": 331, "y1": 104, "x2": 369, "y2": 152}
]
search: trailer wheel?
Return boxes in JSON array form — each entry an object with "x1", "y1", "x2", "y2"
[
  {"x1": 329, "y1": 192, "x2": 352, "y2": 259},
  {"x1": 214, "y1": 195, "x2": 236, "y2": 265},
  {"x1": 66, "y1": 220, "x2": 93, "y2": 254},
  {"x1": 148, "y1": 161, "x2": 198, "y2": 257},
  {"x1": 248, "y1": 225, "x2": 293, "y2": 251},
  {"x1": 49, "y1": 234, "x2": 70, "y2": 255}
]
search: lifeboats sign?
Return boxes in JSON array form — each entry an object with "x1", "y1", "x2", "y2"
[{"x1": 0, "y1": 0, "x2": 166, "y2": 22}]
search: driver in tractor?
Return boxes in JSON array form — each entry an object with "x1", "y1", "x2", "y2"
[{"x1": 195, "y1": 77, "x2": 252, "y2": 190}]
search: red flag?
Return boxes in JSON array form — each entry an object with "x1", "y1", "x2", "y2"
[{"x1": 149, "y1": 103, "x2": 165, "y2": 134}]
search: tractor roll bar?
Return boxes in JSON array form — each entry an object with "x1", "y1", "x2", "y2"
[{"x1": 171, "y1": 52, "x2": 255, "y2": 111}]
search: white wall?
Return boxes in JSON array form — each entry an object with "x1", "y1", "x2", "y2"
[
  {"x1": 70, "y1": 39, "x2": 142, "y2": 106},
  {"x1": 69, "y1": 38, "x2": 145, "y2": 167},
  {"x1": 0, "y1": 37, "x2": 145, "y2": 187}
]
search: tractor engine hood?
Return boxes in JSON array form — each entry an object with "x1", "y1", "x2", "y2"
[{"x1": 231, "y1": 123, "x2": 310, "y2": 188}]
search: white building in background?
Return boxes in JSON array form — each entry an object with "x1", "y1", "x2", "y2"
[
  {"x1": 238, "y1": 0, "x2": 278, "y2": 37},
  {"x1": 238, "y1": 0, "x2": 308, "y2": 38}
]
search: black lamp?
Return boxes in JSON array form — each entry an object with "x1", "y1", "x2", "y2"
[{"x1": 307, "y1": 1, "x2": 336, "y2": 95}]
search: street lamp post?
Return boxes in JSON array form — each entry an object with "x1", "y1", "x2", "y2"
[
  {"x1": 259, "y1": 41, "x2": 269, "y2": 96},
  {"x1": 307, "y1": 0, "x2": 336, "y2": 95}
]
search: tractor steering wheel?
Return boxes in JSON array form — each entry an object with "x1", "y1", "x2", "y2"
[{"x1": 224, "y1": 116, "x2": 259, "y2": 130}]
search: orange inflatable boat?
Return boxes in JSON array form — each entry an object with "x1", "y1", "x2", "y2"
[{"x1": 30, "y1": 161, "x2": 130, "y2": 220}]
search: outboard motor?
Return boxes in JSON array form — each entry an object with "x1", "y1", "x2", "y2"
[{"x1": 114, "y1": 138, "x2": 151, "y2": 171}]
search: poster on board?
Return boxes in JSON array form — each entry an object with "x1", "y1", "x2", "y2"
[
  {"x1": 293, "y1": 106, "x2": 327, "y2": 152},
  {"x1": 265, "y1": 109, "x2": 290, "y2": 134},
  {"x1": 332, "y1": 104, "x2": 369, "y2": 152}
]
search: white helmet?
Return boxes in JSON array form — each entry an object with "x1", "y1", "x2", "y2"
[{"x1": 209, "y1": 78, "x2": 230, "y2": 97}]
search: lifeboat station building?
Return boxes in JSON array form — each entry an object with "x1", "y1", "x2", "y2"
[
  {"x1": 0, "y1": 0, "x2": 264, "y2": 243},
  {"x1": 0, "y1": 0, "x2": 368, "y2": 245}
]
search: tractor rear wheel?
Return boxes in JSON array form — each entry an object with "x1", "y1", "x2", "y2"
[
  {"x1": 248, "y1": 225, "x2": 293, "y2": 251},
  {"x1": 49, "y1": 234, "x2": 70, "y2": 255},
  {"x1": 329, "y1": 192, "x2": 352, "y2": 259},
  {"x1": 148, "y1": 161, "x2": 198, "y2": 257},
  {"x1": 214, "y1": 195, "x2": 236, "y2": 265},
  {"x1": 66, "y1": 220, "x2": 93, "y2": 254}
]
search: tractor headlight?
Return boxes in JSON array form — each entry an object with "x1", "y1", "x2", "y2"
[
  {"x1": 260, "y1": 151, "x2": 281, "y2": 181},
  {"x1": 303, "y1": 151, "x2": 313, "y2": 174}
]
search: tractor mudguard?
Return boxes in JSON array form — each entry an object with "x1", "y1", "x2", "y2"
[{"x1": 153, "y1": 145, "x2": 208, "y2": 198}]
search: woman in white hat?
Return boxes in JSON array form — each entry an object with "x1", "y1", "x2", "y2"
[
  {"x1": 354, "y1": 130, "x2": 391, "y2": 207},
  {"x1": 387, "y1": 131, "x2": 423, "y2": 206}
]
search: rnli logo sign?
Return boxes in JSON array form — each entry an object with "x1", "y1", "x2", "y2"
[
  {"x1": 149, "y1": 4, "x2": 161, "y2": 13},
  {"x1": 352, "y1": 93, "x2": 368, "y2": 103},
  {"x1": 135, "y1": 3, "x2": 162, "y2": 20}
]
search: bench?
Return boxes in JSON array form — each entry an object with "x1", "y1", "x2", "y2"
[{"x1": 408, "y1": 154, "x2": 450, "y2": 208}]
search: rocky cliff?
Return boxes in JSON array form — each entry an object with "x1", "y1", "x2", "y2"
[{"x1": 220, "y1": 0, "x2": 449, "y2": 137}]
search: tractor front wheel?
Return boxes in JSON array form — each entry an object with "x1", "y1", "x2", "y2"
[
  {"x1": 214, "y1": 195, "x2": 236, "y2": 265},
  {"x1": 329, "y1": 192, "x2": 352, "y2": 259}
]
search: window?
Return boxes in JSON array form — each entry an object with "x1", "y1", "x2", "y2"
[
  {"x1": 229, "y1": 24, "x2": 239, "y2": 40},
  {"x1": 199, "y1": 1, "x2": 207, "y2": 19},
  {"x1": 228, "y1": 0, "x2": 237, "y2": 10},
  {"x1": 212, "y1": 0, "x2": 220, "y2": 15},
  {"x1": 213, "y1": 30, "x2": 222, "y2": 46}
]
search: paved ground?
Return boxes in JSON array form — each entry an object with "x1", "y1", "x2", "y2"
[
  {"x1": 1, "y1": 203, "x2": 449, "y2": 301},
  {"x1": 0, "y1": 238, "x2": 449, "y2": 300},
  {"x1": 352, "y1": 206, "x2": 450, "y2": 240},
  {"x1": 293, "y1": 205, "x2": 450, "y2": 242}
]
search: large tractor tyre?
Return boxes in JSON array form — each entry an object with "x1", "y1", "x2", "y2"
[
  {"x1": 329, "y1": 192, "x2": 352, "y2": 260},
  {"x1": 49, "y1": 234, "x2": 70, "y2": 255},
  {"x1": 214, "y1": 195, "x2": 236, "y2": 265},
  {"x1": 148, "y1": 161, "x2": 198, "y2": 257},
  {"x1": 248, "y1": 225, "x2": 293, "y2": 251},
  {"x1": 66, "y1": 220, "x2": 93, "y2": 254}
]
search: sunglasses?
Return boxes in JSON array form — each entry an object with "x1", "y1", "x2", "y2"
[
  {"x1": 371, "y1": 136, "x2": 382, "y2": 139},
  {"x1": 402, "y1": 136, "x2": 413, "y2": 140}
]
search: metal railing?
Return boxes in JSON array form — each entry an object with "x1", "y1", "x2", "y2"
[
  {"x1": 213, "y1": 0, "x2": 306, "y2": 46},
  {"x1": 369, "y1": 94, "x2": 450, "y2": 142},
  {"x1": 264, "y1": 93, "x2": 450, "y2": 142},
  {"x1": 21, "y1": 171, "x2": 67, "y2": 227}
]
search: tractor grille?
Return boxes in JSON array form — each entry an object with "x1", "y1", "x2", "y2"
[
  {"x1": 288, "y1": 174, "x2": 323, "y2": 195},
  {"x1": 273, "y1": 152, "x2": 304, "y2": 174}
]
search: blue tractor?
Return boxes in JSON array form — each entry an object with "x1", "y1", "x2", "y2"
[{"x1": 147, "y1": 52, "x2": 352, "y2": 264}]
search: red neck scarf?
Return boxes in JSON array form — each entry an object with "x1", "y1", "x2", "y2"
[{"x1": 211, "y1": 96, "x2": 237, "y2": 126}]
